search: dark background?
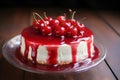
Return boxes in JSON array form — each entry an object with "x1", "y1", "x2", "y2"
[{"x1": 0, "y1": 0, "x2": 120, "y2": 10}]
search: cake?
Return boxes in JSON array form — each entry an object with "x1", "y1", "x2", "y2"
[{"x1": 20, "y1": 12, "x2": 95, "y2": 65}]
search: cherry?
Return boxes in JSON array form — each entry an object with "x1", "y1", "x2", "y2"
[
  {"x1": 60, "y1": 21, "x2": 74, "y2": 33},
  {"x1": 60, "y1": 21, "x2": 71, "y2": 27},
  {"x1": 33, "y1": 19, "x2": 49, "y2": 29},
  {"x1": 79, "y1": 23, "x2": 85, "y2": 27},
  {"x1": 76, "y1": 24, "x2": 84, "y2": 31},
  {"x1": 57, "y1": 16, "x2": 66, "y2": 22},
  {"x1": 38, "y1": 20, "x2": 45, "y2": 27},
  {"x1": 49, "y1": 19, "x2": 60, "y2": 28},
  {"x1": 75, "y1": 21, "x2": 84, "y2": 27},
  {"x1": 68, "y1": 27, "x2": 78, "y2": 36},
  {"x1": 44, "y1": 20, "x2": 50, "y2": 25},
  {"x1": 74, "y1": 21, "x2": 85, "y2": 32},
  {"x1": 67, "y1": 19, "x2": 76, "y2": 25},
  {"x1": 32, "y1": 12, "x2": 86, "y2": 37},
  {"x1": 55, "y1": 26, "x2": 66, "y2": 36},
  {"x1": 43, "y1": 12, "x2": 53, "y2": 21},
  {"x1": 41, "y1": 26, "x2": 52, "y2": 35},
  {"x1": 44, "y1": 16, "x2": 53, "y2": 21},
  {"x1": 32, "y1": 20, "x2": 41, "y2": 29}
]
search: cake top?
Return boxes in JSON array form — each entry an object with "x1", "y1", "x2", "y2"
[
  {"x1": 21, "y1": 10, "x2": 93, "y2": 44},
  {"x1": 32, "y1": 10, "x2": 89, "y2": 38}
]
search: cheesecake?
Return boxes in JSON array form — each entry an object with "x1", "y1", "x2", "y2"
[{"x1": 20, "y1": 12, "x2": 95, "y2": 65}]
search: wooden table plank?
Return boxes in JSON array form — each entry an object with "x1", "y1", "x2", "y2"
[
  {"x1": 0, "y1": 8, "x2": 31, "y2": 80},
  {"x1": 78, "y1": 10, "x2": 120, "y2": 79},
  {"x1": 1, "y1": 8, "x2": 118, "y2": 80},
  {"x1": 0, "y1": 36, "x2": 4, "y2": 59},
  {"x1": 0, "y1": 8, "x2": 30, "y2": 40},
  {"x1": 97, "y1": 11, "x2": 120, "y2": 35},
  {"x1": 0, "y1": 57, "x2": 24, "y2": 80},
  {"x1": 24, "y1": 62, "x2": 116, "y2": 80},
  {"x1": 23, "y1": 8, "x2": 116, "y2": 80}
]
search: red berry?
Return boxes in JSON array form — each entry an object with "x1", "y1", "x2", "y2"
[
  {"x1": 75, "y1": 22, "x2": 85, "y2": 31},
  {"x1": 66, "y1": 25, "x2": 74, "y2": 32},
  {"x1": 32, "y1": 20, "x2": 41, "y2": 28},
  {"x1": 57, "y1": 16, "x2": 66, "y2": 22},
  {"x1": 39, "y1": 20, "x2": 50, "y2": 28},
  {"x1": 32, "y1": 14, "x2": 84, "y2": 37},
  {"x1": 44, "y1": 20, "x2": 50, "y2": 25},
  {"x1": 79, "y1": 23, "x2": 85, "y2": 27},
  {"x1": 67, "y1": 19, "x2": 75, "y2": 25},
  {"x1": 60, "y1": 21, "x2": 74, "y2": 32},
  {"x1": 68, "y1": 27, "x2": 78, "y2": 36},
  {"x1": 55, "y1": 26, "x2": 66, "y2": 36},
  {"x1": 60, "y1": 21, "x2": 71, "y2": 27},
  {"x1": 49, "y1": 19, "x2": 59, "y2": 28},
  {"x1": 75, "y1": 21, "x2": 84, "y2": 27},
  {"x1": 38, "y1": 20, "x2": 45, "y2": 27},
  {"x1": 41, "y1": 26, "x2": 52, "y2": 35},
  {"x1": 44, "y1": 16, "x2": 53, "y2": 21}
]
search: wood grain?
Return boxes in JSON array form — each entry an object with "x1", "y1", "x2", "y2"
[
  {"x1": 0, "y1": 8, "x2": 30, "y2": 80},
  {"x1": 78, "y1": 10, "x2": 120, "y2": 79},
  {"x1": 24, "y1": 62, "x2": 116, "y2": 80},
  {"x1": 0, "y1": 8, "x2": 30, "y2": 40},
  {"x1": 97, "y1": 11, "x2": 120, "y2": 35},
  {"x1": 0, "y1": 8, "x2": 119, "y2": 80},
  {"x1": 23, "y1": 8, "x2": 116, "y2": 80}
]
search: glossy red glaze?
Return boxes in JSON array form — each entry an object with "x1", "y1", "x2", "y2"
[
  {"x1": 16, "y1": 46, "x2": 99, "y2": 71},
  {"x1": 21, "y1": 26, "x2": 93, "y2": 64}
]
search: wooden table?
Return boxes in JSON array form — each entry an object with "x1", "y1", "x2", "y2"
[{"x1": 0, "y1": 8, "x2": 120, "y2": 80}]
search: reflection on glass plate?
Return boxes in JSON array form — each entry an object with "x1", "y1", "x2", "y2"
[{"x1": 2, "y1": 35, "x2": 107, "y2": 74}]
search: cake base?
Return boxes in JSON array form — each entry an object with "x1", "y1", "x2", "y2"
[
  {"x1": 20, "y1": 27, "x2": 94, "y2": 65},
  {"x1": 17, "y1": 46, "x2": 99, "y2": 70},
  {"x1": 2, "y1": 35, "x2": 107, "y2": 73}
]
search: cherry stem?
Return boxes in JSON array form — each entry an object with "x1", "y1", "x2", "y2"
[
  {"x1": 44, "y1": 12, "x2": 47, "y2": 18},
  {"x1": 64, "y1": 13, "x2": 66, "y2": 18},
  {"x1": 33, "y1": 12, "x2": 37, "y2": 21},
  {"x1": 72, "y1": 11, "x2": 76, "y2": 19},
  {"x1": 69, "y1": 9, "x2": 72, "y2": 13},
  {"x1": 69, "y1": 9, "x2": 76, "y2": 19},
  {"x1": 33, "y1": 12, "x2": 45, "y2": 23},
  {"x1": 69, "y1": 9, "x2": 73, "y2": 18}
]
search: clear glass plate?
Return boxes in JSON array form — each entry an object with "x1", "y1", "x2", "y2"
[{"x1": 2, "y1": 35, "x2": 107, "y2": 74}]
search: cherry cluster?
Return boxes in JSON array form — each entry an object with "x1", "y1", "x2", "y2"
[{"x1": 32, "y1": 12, "x2": 85, "y2": 37}]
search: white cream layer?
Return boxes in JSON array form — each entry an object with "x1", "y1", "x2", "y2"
[
  {"x1": 76, "y1": 41, "x2": 88, "y2": 61},
  {"x1": 20, "y1": 36, "x2": 94, "y2": 64},
  {"x1": 20, "y1": 37, "x2": 25, "y2": 56},
  {"x1": 57, "y1": 44, "x2": 72, "y2": 64}
]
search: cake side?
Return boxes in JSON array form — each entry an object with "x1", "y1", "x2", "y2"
[
  {"x1": 20, "y1": 27, "x2": 94, "y2": 65},
  {"x1": 20, "y1": 12, "x2": 95, "y2": 65}
]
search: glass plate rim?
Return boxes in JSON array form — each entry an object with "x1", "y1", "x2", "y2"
[{"x1": 2, "y1": 35, "x2": 107, "y2": 74}]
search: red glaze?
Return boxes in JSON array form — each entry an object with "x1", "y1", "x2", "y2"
[
  {"x1": 47, "y1": 46, "x2": 58, "y2": 64},
  {"x1": 87, "y1": 38, "x2": 92, "y2": 58},
  {"x1": 71, "y1": 44, "x2": 77, "y2": 62},
  {"x1": 22, "y1": 26, "x2": 93, "y2": 44},
  {"x1": 16, "y1": 46, "x2": 99, "y2": 71},
  {"x1": 31, "y1": 44, "x2": 39, "y2": 64},
  {"x1": 21, "y1": 26, "x2": 93, "y2": 65},
  {"x1": 24, "y1": 41, "x2": 29, "y2": 61}
]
